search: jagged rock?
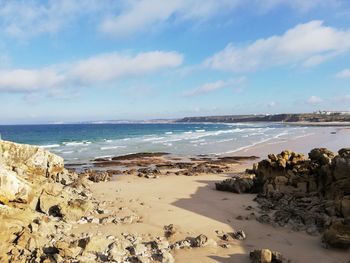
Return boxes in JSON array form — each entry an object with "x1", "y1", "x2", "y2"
[
  {"x1": 323, "y1": 219, "x2": 350, "y2": 249},
  {"x1": 0, "y1": 140, "x2": 97, "y2": 262},
  {"x1": 0, "y1": 140, "x2": 64, "y2": 178},
  {"x1": 0, "y1": 164, "x2": 31, "y2": 203},
  {"x1": 216, "y1": 147, "x2": 350, "y2": 244},
  {"x1": 308, "y1": 148, "x2": 335, "y2": 165},
  {"x1": 37, "y1": 191, "x2": 63, "y2": 217},
  {"x1": 215, "y1": 177, "x2": 255, "y2": 194}
]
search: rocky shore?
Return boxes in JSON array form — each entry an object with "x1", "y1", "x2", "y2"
[
  {"x1": 1, "y1": 140, "x2": 348, "y2": 262},
  {"x1": 216, "y1": 148, "x2": 350, "y2": 249}
]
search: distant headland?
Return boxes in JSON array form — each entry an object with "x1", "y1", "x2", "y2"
[{"x1": 176, "y1": 111, "x2": 350, "y2": 124}]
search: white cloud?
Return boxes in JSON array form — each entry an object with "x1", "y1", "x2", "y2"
[
  {"x1": 99, "y1": 0, "x2": 347, "y2": 37},
  {"x1": 100, "y1": 0, "x2": 241, "y2": 36},
  {"x1": 0, "y1": 1, "x2": 346, "y2": 39},
  {"x1": 71, "y1": 51, "x2": 183, "y2": 84},
  {"x1": 306, "y1": 95, "x2": 323, "y2": 105},
  {"x1": 0, "y1": 50, "x2": 183, "y2": 92},
  {"x1": 205, "y1": 20, "x2": 350, "y2": 72},
  {"x1": 335, "y1": 69, "x2": 350, "y2": 78},
  {"x1": 0, "y1": 69, "x2": 64, "y2": 92},
  {"x1": 256, "y1": 0, "x2": 341, "y2": 12},
  {"x1": 0, "y1": 0, "x2": 112, "y2": 38},
  {"x1": 184, "y1": 77, "x2": 246, "y2": 97}
]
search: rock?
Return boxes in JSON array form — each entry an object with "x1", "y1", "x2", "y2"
[
  {"x1": 128, "y1": 243, "x2": 148, "y2": 256},
  {"x1": 108, "y1": 242, "x2": 129, "y2": 262},
  {"x1": 37, "y1": 191, "x2": 63, "y2": 217},
  {"x1": 160, "y1": 251, "x2": 175, "y2": 263},
  {"x1": 164, "y1": 224, "x2": 177, "y2": 238},
  {"x1": 192, "y1": 234, "x2": 208, "y2": 247},
  {"x1": 340, "y1": 197, "x2": 350, "y2": 218},
  {"x1": 323, "y1": 220, "x2": 350, "y2": 249},
  {"x1": 215, "y1": 177, "x2": 255, "y2": 194},
  {"x1": 62, "y1": 198, "x2": 94, "y2": 221},
  {"x1": 82, "y1": 236, "x2": 114, "y2": 256},
  {"x1": 308, "y1": 148, "x2": 335, "y2": 164},
  {"x1": 233, "y1": 230, "x2": 246, "y2": 240},
  {"x1": 171, "y1": 239, "x2": 191, "y2": 250},
  {"x1": 0, "y1": 164, "x2": 31, "y2": 203},
  {"x1": 0, "y1": 140, "x2": 64, "y2": 178},
  {"x1": 271, "y1": 251, "x2": 284, "y2": 263},
  {"x1": 250, "y1": 249, "x2": 272, "y2": 263},
  {"x1": 338, "y1": 148, "x2": 350, "y2": 159}
]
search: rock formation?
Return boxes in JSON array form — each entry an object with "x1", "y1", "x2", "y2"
[
  {"x1": 0, "y1": 141, "x2": 219, "y2": 262},
  {"x1": 216, "y1": 148, "x2": 350, "y2": 249}
]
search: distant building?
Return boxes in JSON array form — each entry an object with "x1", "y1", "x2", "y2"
[{"x1": 314, "y1": 110, "x2": 350, "y2": 115}]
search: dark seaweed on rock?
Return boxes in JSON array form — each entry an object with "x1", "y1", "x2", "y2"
[{"x1": 111, "y1": 152, "x2": 170, "y2": 160}]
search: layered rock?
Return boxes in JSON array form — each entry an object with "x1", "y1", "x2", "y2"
[{"x1": 0, "y1": 140, "x2": 95, "y2": 262}]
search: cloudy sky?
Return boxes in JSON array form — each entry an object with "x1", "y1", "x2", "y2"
[{"x1": 0, "y1": 0, "x2": 350, "y2": 124}]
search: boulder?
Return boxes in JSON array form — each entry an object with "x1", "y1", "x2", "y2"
[
  {"x1": 215, "y1": 177, "x2": 255, "y2": 194},
  {"x1": 250, "y1": 249, "x2": 284, "y2": 263},
  {"x1": 0, "y1": 140, "x2": 64, "y2": 178},
  {"x1": 338, "y1": 148, "x2": 350, "y2": 159},
  {"x1": 308, "y1": 148, "x2": 334, "y2": 165},
  {"x1": 250, "y1": 249, "x2": 272, "y2": 263},
  {"x1": 323, "y1": 220, "x2": 350, "y2": 249},
  {"x1": 0, "y1": 164, "x2": 31, "y2": 203},
  {"x1": 192, "y1": 234, "x2": 208, "y2": 247}
]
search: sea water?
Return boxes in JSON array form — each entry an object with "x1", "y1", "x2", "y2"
[{"x1": 0, "y1": 123, "x2": 316, "y2": 163}]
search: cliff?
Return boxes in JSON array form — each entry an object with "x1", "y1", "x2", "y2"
[{"x1": 177, "y1": 113, "x2": 350, "y2": 123}]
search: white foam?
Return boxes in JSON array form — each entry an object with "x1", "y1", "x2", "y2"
[
  {"x1": 63, "y1": 141, "x2": 91, "y2": 146},
  {"x1": 142, "y1": 136, "x2": 165, "y2": 142},
  {"x1": 100, "y1": 146, "x2": 127, "y2": 150},
  {"x1": 40, "y1": 144, "x2": 60, "y2": 148},
  {"x1": 62, "y1": 151, "x2": 74, "y2": 154},
  {"x1": 293, "y1": 133, "x2": 315, "y2": 139}
]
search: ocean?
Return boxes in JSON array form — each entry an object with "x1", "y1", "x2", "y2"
[{"x1": 0, "y1": 123, "x2": 316, "y2": 163}]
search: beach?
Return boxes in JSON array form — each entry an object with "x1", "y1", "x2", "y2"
[
  {"x1": 1, "y1": 124, "x2": 349, "y2": 262},
  {"x1": 72, "y1": 125, "x2": 349, "y2": 262}
]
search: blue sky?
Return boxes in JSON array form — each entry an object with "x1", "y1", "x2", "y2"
[{"x1": 0, "y1": 0, "x2": 350, "y2": 124}]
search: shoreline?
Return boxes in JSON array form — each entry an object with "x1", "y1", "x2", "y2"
[
  {"x1": 69, "y1": 127, "x2": 349, "y2": 262},
  {"x1": 1, "y1": 126, "x2": 349, "y2": 262}
]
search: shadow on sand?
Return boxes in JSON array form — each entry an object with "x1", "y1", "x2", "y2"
[{"x1": 171, "y1": 177, "x2": 257, "y2": 262}]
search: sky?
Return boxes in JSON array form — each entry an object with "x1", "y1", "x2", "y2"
[{"x1": 0, "y1": 0, "x2": 350, "y2": 124}]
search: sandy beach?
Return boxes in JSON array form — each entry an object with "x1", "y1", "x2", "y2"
[
  {"x1": 1, "y1": 126, "x2": 349, "y2": 262},
  {"x1": 71, "y1": 126, "x2": 350, "y2": 262}
]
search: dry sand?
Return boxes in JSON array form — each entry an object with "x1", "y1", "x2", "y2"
[{"x1": 75, "y1": 127, "x2": 350, "y2": 262}]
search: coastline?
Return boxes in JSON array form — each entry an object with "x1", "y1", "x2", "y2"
[
  {"x1": 73, "y1": 126, "x2": 349, "y2": 262},
  {"x1": 1, "y1": 126, "x2": 349, "y2": 262}
]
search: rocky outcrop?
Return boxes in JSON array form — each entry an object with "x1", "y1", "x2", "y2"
[
  {"x1": 215, "y1": 175, "x2": 256, "y2": 194},
  {"x1": 216, "y1": 147, "x2": 350, "y2": 249},
  {"x1": 0, "y1": 140, "x2": 65, "y2": 204},
  {"x1": 1, "y1": 140, "x2": 222, "y2": 262},
  {"x1": 0, "y1": 140, "x2": 95, "y2": 262}
]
